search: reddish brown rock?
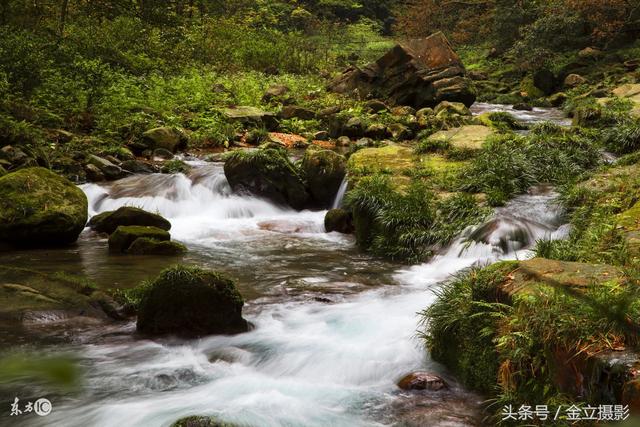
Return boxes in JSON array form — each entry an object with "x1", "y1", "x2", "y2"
[
  {"x1": 329, "y1": 32, "x2": 476, "y2": 109},
  {"x1": 397, "y1": 372, "x2": 447, "y2": 391}
]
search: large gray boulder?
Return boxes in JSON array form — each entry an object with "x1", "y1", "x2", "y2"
[{"x1": 329, "y1": 32, "x2": 476, "y2": 109}]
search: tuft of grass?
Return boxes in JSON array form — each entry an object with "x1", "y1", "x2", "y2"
[{"x1": 345, "y1": 174, "x2": 489, "y2": 262}]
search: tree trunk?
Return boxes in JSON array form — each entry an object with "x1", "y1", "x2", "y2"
[{"x1": 59, "y1": 0, "x2": 69, "y2": 37}]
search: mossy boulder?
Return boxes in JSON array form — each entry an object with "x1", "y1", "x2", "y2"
[
  {"x1": 427, "y1": 125, "x2": 494, "y2": 151},
  {"x1": 0, "y1": 167, "x2": 88, "y2": 246},
  {"x1": 616, "y1": 201, "x2": 640, "y2": 258},
  {"x1": 108, "y1": 226, "x2": 170, "y2": 253},
  {"x1": 520, "y1": 76, "x2": 545, "y2": 99},
  {"x1": 224, "y1": 149, "x2": 310, "y2": 210},
  {"x1": 140, "y1": 127, "x2": 189, "y2": 153},
  {"x1": 434, "y1": 101, "x2": 471, "y2": 118},
  {"x1": 324, "y1": 208, "x2": 353, "y2": 234},
  {"x1": 127, "y1": 237, "x2": 187, "y2": 255},
  {"x1": 136, "y1": 265, "x2": 249, "y2": 337},
  {"x1": 88, "y1": 207, "x2": 171, "y2": 235},
  {"x1": 301, "y1": 148, "x2": 346, "y2": 207},
  {"x1": 498, "y1": 258, "x2": 624, "y2": 300},
  {"x1": 611, "y1": 84, "x2": 640, "y2": 117}
]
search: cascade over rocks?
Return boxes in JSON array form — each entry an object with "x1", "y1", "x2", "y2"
[
  {"x1": 301, "y1": 148, "x2": 347, "y2": 207},
  {"x1": 328, "y1": 32, "x2": 476, "y2": 109},
  {"x1": 0, "y1": 167, "x2": 88, "y2": 246}
]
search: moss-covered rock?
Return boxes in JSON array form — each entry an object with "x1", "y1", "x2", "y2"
[
  {"x1": 108, "y1": 225, "x2": 170, "y2": 253},
  {"x1": 434, "y1": 101, "x2": 471, "y2": 117},
  {"x1": 0, "y1": 167, "x2": 88, "y2": 246},
  {"x1": 0, "y1": 267, "x2": 108, "y2": 321},
  {"x1": 127, "y1": 237, "x2": 187, "y2": 255},
  {"x1": 301, "y1": 148, "x2": 346, "y2": 207},
  {"x1": 136, "y1": 265, "x2": 249, "y2": 337},
  {"x1": 224, "y1": 149, "x2": 310, "y2": 210},
  {"x1": 160, "y1": 159, "x2": 191, "y2": 174},
  {"x1": 141, "y1": 127, "x2": 189, "y2": 153},
  {"x1": 88, "y1": 207, "x2": 171, "y2": 235},
  {"x1": 426, "y1": 125, "x2": 494, "y2": 151},
  {"x1": 324, "y1": 208, "x2": 353, "y2": 234}
]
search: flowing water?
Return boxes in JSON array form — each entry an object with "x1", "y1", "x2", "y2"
[
  {"x1": 1, "y1": 105, "x2": 572, "y2": 427},
  {"x1": 471, "y1": 102, "x2": 572, "y2": 126}
]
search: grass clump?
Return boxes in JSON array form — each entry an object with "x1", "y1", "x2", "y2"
[
  {"x1": 422, "y1": 261, "x2": 640, "y2": 425},
  {"x1": 345, "y1": 174, "x2": 489, "y2": 262},
  {"x1": 460, "y1": 130, "x2": 601, "y2": 206}
]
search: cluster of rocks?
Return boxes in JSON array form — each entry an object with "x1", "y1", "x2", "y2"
[
  {"x1": 88, "y1": 206, "x2": 186, "y2": 256},
  {"x1": 0, "y1": 125, "x2": 192, "y2": 185},
  {"x1": 224, "y1": 146, "x2": 347, "y2": 210}
]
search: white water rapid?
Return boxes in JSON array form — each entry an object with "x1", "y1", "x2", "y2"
[{"x1": 23, "y1": 157, "x2": 569, "y2": 427}]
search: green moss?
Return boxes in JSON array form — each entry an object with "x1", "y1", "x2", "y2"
[
  {"x1": 224, "y1": 148, "x2": 309, "y2": 210},
  {"x1": 301, "y1": 148, "x2": 346, "y2": 206},
  {"x1": 476, "y1": 112, "x2": 526, "y2": 131},
  {"x1": 426, "y1": 124, "x2": 494, "y2": 152},
  {"x1": 0, "y1": 266, "x2": 101, "y2": 317},
  {"x1": 108, "y1": 225, "x2": 171, "y2": 253},
  {"x1": 347, "y1": 144, "x2": 416, "y2": 189},
  {"x1": 136, "y1": 265, "x2": 248, "y2": 337},
  {"x1": 535, "y1": 160, "x2": 640, "y2": 266},
  {"x1": 89, "y1": 206, "x2": 171, "y2": 235},
  {"x1": 0, "y1": 167, "x2": 88, "y2": 246},
  {"x1": 520, "y1": 76, "x2": 545, "y2": 99},
  {"x1": 423, "y1": 259, "x2": 640, "y2": 423},
  {"x1": 127, "y1": 237, "x2": 187, "y2": 255},
  {"x1": 171, "y1": 416, "x2": 239, "y2": 427}
]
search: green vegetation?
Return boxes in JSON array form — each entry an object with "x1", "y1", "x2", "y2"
[
  {"x1": 459, "y1": 128, "x2": 601, "y2": 206},
  {"x1": 423, "y1": 259, "x2": 640, "y2": 425},
  {"x1": 345, "y1": 175, "x2": 488, "y2": 262}
]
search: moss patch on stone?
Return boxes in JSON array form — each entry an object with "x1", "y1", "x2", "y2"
[
  {"x1": 108, "y1": 225, "x2": 170, "y2": 253},
  {"x1": 0, "y1": 167, "x2": 88, "y2": 246},
  {"x1": 347, "y1": 144, "x2": 416, "y2": 189},
  {"x1": 136, "y1": 265, "x2": 248, "y2": 337},
  {"x1": 426, "y1": 125, "x2": 494, "y2": 151},
  {"x1": 127, "y1": 237, "x2": 187, "y2": 255},
  {"x1": 0, "y1": 266, "x2": 103, "y2": 319}
]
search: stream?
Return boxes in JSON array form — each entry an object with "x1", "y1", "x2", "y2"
[{"x1": 1, "y1": 105, "x2": 571, "y2": 427}]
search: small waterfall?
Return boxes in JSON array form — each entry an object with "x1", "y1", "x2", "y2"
[
  {"x1": 396, "y1": 185, "x2": 567, "y2": 285},
  {"x1": 81, "y1": 163, "x2": 334, "y2": 244},
  {"x1": 331, "y1": 177, "x2": 348, "y2": 209}
]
